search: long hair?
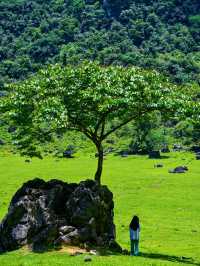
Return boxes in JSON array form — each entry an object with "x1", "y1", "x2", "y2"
[{"x1": 130, "y1": 215, "x2": 139, "y2": 230}]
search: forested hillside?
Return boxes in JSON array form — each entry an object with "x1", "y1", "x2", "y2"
[{"x1": 0, "y1": 0, "x2": 200, "y2": 88}]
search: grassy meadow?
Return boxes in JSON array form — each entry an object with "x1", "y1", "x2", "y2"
[{"x1": 0, "y1": 150, "x2": 200, "y2": 266}]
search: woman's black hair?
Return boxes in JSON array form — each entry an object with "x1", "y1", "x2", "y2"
[{"x1": 130, "y1": 215, "x2": 139, "y2": 230}]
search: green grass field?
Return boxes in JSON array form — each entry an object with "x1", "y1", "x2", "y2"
[{"x1": 0, "y1": 151, "x2": 200, "y2": 266}]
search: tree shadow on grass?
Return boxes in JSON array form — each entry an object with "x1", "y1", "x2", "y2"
[{"x1": 140, "y1": 252, "x2": 200, "y2": 265}]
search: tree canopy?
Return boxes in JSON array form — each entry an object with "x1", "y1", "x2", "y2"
[{"x1": 2, "y1": 62, "x2": 194, "y2": 184}]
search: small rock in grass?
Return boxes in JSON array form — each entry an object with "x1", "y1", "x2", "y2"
[
  {"x1": 154, "y1": 163, "x2": 163, "y2": 168},
  {"x1": 121, "y1": 153, "x2": 128, "y2": 158},
  {"x1": 173, "y1": 144, "x2": 183, "y2": 151},
  {"x1": 169, "y1": 166, "x2": 188, "y2": 173},
  {"x1": 89, "y1": 250, "x2": 97, "y2": 255},
  {"x1": 196, "y1": 153, "x2": 200, "y2": 160},
  {"x1": 84, "y1": 256, "x2": 92, "y2": 262},
  {"x1": 161, "y1": 146, "x2": 170, "y2": 153}
]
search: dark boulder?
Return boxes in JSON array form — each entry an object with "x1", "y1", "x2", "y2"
[
  {"x1": 120, "y1": 152, "x2": 129, "y2": 158},
  {"x1": 196, "y1": 153, "x2": 200, "y2": 160},
  {"x1": 154, "y1": 163, "x2": 163, "y2": 168},
  {"x1": 192, "y1": 146, "x2": 200, "y2": 153},
  {"x1": 0, "y1": 178, "x2": 119, "y2": 253},
  {"x1": 173, "y1": 144, "x2": 183, "y2": 152},
  {"x1": 63, "y1": 145, "x2": 76, "y2": 158},
  {"x1": 169, "y1": 166, "x2": 188, "y2": 174},
  {"x1": 84, "y1": 255, "x2": 92, "y2": 262},
  {"x1": 191, "y1": 146, "x2": 200, "y2": 153},
  {"x1": 161, "y1": 146, "x2": 170, "y2": 153},
  {"x1": 63, "y1": 150, "x2": 74, "y2": 158},
  {"x1": 149, "y1": 151, "x2": 161, "y2": 159}
]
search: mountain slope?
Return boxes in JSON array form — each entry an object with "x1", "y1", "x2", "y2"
[{"x1": 0, "y1": 0, "x2": 200, "y2": 87}]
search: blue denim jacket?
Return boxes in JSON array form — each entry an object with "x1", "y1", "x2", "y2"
[{"x1": 130, "y1": 226, "x2": 140, "y2": 240}]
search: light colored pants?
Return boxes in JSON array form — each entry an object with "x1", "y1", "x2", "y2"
[{"x1": 131, "y1": 240, "x2": 139, "y2": 255}]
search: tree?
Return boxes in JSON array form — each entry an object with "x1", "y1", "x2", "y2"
[
  {"x1": 129, "y1": 112, "x2": 163, "y2": 154},
  {"x1": 3, "y1": 62, "x2": 193, "y2": 184}
]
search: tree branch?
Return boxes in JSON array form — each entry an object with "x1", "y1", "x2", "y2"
[
  {"x1": 62, "y1": 126, "x2": 94, "y2": 142},
  {"x1": 102, "y1": 116, "x2": 137, "y2": 140},
  {"x1": 100, "y1": 118, "x2": 105, "y2": 140},
  {"x1": 102, "y1": 110, "x2": 150, "y2": 140},
  {"x1": 94, "y1": 106, "x2": 117, "y2": 135},
  {"x1": 67, "y1": 113, "x2": 95, "y2": 141}
]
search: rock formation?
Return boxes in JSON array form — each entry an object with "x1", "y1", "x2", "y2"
[
  {"x1": 169, "y1": 166, "x2": 188, "y2": 174},
  {"x1": 0, "y1": 178, "x2": 121, "y2": 253}
]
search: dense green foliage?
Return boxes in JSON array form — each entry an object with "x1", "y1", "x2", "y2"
[{"x1": 0, "y1": 0, "x2": 200, "y2": 88}]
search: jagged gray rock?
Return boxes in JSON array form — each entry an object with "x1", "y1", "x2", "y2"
[{"x1": 0, "y1": 178, "x2": 121, "y2": 253}]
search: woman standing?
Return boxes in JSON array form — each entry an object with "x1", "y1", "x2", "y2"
[{"x1": 129, "y1": 216, "x2": 140, "y2": 256}]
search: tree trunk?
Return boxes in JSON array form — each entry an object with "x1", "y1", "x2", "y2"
[{"x1": 95, "y1": 143, "x2": 103, "y2": 185}]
